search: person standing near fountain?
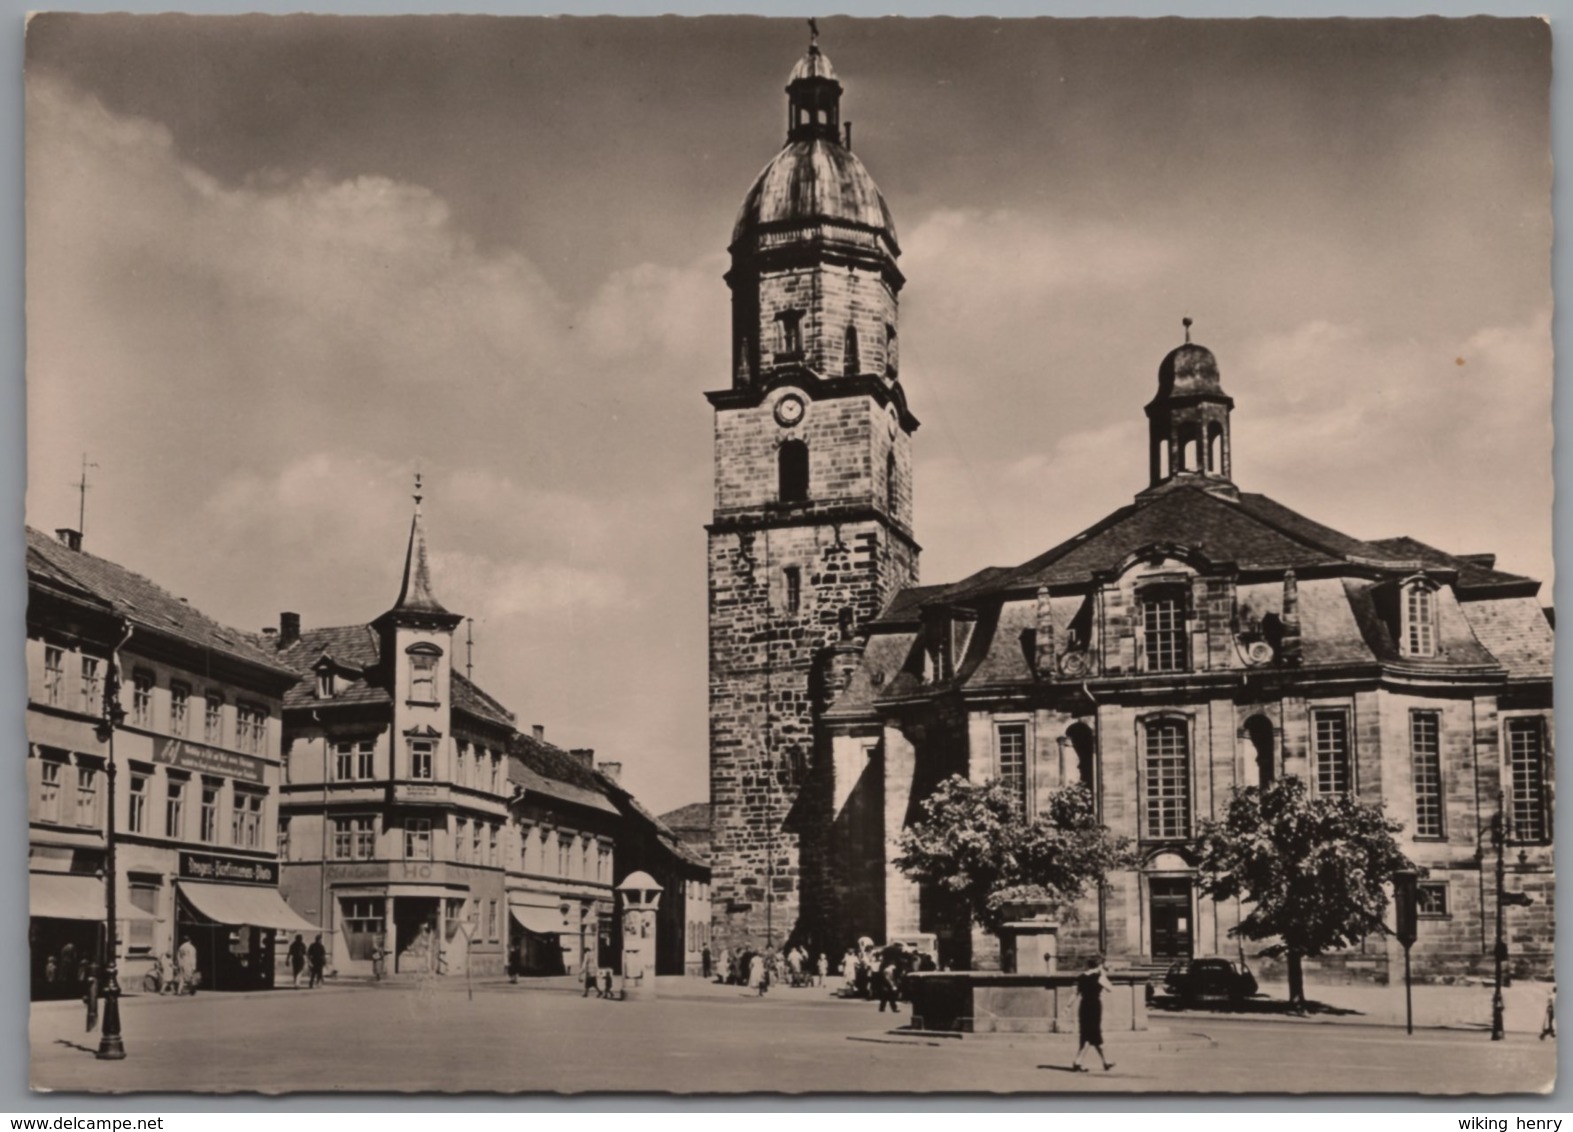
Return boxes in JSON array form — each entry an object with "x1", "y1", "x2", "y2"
[{"x1": 1070, "y1": 956, "x2": 1116, "y2": 1073}]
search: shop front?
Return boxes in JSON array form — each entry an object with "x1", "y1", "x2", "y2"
[
  {"x1": 28, "y1": 870, "x2": 145, "y2": 1001},
  {"x1": 175, "y1": 851, "x2": 319, "y2": 992}
]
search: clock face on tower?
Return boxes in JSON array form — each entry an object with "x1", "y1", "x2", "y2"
[{"x1": 774, "y1": 393, "x2": 806, "y2": 427}]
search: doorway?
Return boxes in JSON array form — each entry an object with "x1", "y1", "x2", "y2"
[{"x1": 1149, "y1": 878, "x2": 1194, "y2": 960}]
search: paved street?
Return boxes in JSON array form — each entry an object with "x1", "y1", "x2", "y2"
[{"x1": 31, "y1": 978, "x2": 1555, "y2": 1095}]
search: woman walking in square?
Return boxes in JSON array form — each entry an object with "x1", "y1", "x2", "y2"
[{"x1": 1070, "y1": 955, "x2": 1115, "y2": 1072}]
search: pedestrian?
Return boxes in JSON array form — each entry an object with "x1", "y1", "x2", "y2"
[
  {"x1": 59, "y1": 942, "x2": 77, "y2": 994},
  {"x1": 816, "y1": 952, "x2": 828, "y2": 988},
  {"x1": 1070, "y1": 955, "x2": 1116, "y2": 1072},
  {"x1": 600, "y1": 966, "x2": 615, "y2": 999},
  {"x1": 306, "y1": 933, "x2": 327, "y2": 989},
  {"x1": 876, "y1": 942, "x2": 907, "y2": 1014},
  {"x1": 176, "y1": 936, "x2": 199, "y2": 997},
  {"x1": 840, "y1": 949, "x2": 858, "y2": 996},
  {"x1": 701, "y1": 942, "x2": 712, "y2": 980},
  {"x1": 749, "y1": 950, "x2": 767, "y2": 995},
  {"x1": 371, "y1": 935, "x2": 387, "y2": 982},
  {"x1": 580, "y1": 946, "x2": 599, "y2": 998},
  {"x1": 718, "y1": 947, "x2": 732, "y2": 985},
  {"x1": 287, "y1": 934, "x2": 306, "y2": 989},
  {"x1": 507, "y1": 937, "x2": 522, "y2": 985},
  {"x1": 1541, "y1": 983, "x2": 1557, "y2": 1040},
  {"x1": 786, "y1": 946, "x2": 802, "y2": 988}
]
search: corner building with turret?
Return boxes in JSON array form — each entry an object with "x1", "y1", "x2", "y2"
[{"x1": 708, "y1": 41, "x2": 1552, "y2": 984}]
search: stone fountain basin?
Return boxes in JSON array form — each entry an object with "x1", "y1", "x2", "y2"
[{"x1": 903, "y1": 972, "x2": 1150, "y2": 1034}]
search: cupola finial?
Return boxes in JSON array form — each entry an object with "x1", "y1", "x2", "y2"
[
  {"x1": 808, "y1": 16, "x2": 819, "y2": 50},
  {"x1": 413, "y1": 470, "x2": 423, "y2": 512},
  {"x1": 1183, "y1": 316, "x2": 1193, "y2": 344}
]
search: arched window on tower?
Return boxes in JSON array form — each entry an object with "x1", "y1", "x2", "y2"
[
  {"x1": 779, "y1": 440, "x2": 810, "y2": 504},
  {"x1": 1207, "y1": 421, "x2": 1224, "y2": 475},
  {"x1": 1156, "y1": 435, "x2": 1170, "y2": 480},
  {"x1": 844, "y1": 325, "x2": 861, "y2": 376},
  {"x1": 1180, "y1": 426, "x2": 1201, "y2": 473},
  {"x1": 885, "y1": 447, "x2": 898, "y2": 517},
  {"x1": 1244, "y1": 715, "x2": 1275, "y2": 788},
  {"x1": 884, "y1": 323, "x2": 898, "y2": 377}
]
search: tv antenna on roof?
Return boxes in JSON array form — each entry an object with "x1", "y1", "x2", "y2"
[
  {"x1": 465, "y1": 617, "x2": 474, "y2": 683},
  {"x1": 72, "y1": 454, "x2": 98, "y2": 541}
]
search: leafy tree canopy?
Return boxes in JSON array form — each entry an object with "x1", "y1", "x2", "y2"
[
  {"x1": 1195, "y1": 776, "x2": 1415, "y2": 1004},
  {"x1": 895, "y1": 775, "x2": 1135, "y2": 935}
]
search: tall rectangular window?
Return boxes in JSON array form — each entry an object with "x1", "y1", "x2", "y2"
[
  {"x1": 165, "y1": 777, "x2": 186, "y2": 839},
  {"x1": 335, "y1": 739, "x2": 375, "y2": 781},
  {"x1": 491, "y1": 754, "x2": 502, "y2": 795},
  {"x1": 74, "y1": 763, "x2": 99, "y2": 827},
  {"x1": 1144, "y1": 719, "x2": 1191, "y2": 839},
  {"x1": 784, "y1": 566, "x2": 802, "y2": 615},
  {"x1": 236, "y1": 705, "x2": 267, "y2": 754},
  {"x1": 410, "y1": 740, "x2": 435, "y2": 781},
  {"x1": 131, "y1": 673, "x2": 153, "y2": 728},
  {"x1": 1142, "y1": 590, "x2": 1187, "y2": 673},
  {"x1": 489, "y1": 824, "x2": 499, "y2": 867},
  {"x1": 42, "y1": 646, "x2": 64, "y2": 706},
  {"x1": 405, "y1": 818, "x2": 432, "y2": 860},
  {"x1": 333, "y1": 816, "x2": 376, "y2": 860},
  {"x1": 455, "y1": 817, "x2": 470, "y2": 863},
  {"x1": 1312, "y1": 710, "x2": 1352, "y2": 797},
  {"x1": 472, "y1": 821, "x2": 483, "y2": 865},
  {"x1": 1411, "y1": 712, "x2": 1443, "y2": 838},
  {"x1": 203, "y1": 696, "x2": 224, "y2": 745},
  {"x1": 38, "y1": 757, "x2": 63, "y2": 823},
  {"x1": 127, "y1": 772, "x2": 148, "y2": 834},
  {"x1": 169, "y1": 684, "x2": 189, "y2": 737},
  {"x1": 1506, "y1": 718, "x2": 1548, "y2": 843},
  {"x1": 996, "y1": 723, "x2": 1028, "y2": 813},
  {"x1": 199, "y1": 781, "x2": 220, "y2": 843},
  {"x1": 80, "y1": 656, "x2": 102, "y2": 713},
  {"x1": 455, "y1": 741, "x2": 468, "y2": 788},
  {"x1": 558, "y1": 834, "x2": 572, "y2": 877},
  {"x1": 233, "y1": 788, "x2": 263, "y2": 849},
  {"x1": 278, "y1": 816, "x2": 291, "y2": 861}
]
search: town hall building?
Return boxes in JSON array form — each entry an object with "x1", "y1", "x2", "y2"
[{"x1": 705, "y1": 38, "x2": 1554, "y2": 983}]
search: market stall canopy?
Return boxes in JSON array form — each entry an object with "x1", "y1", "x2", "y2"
[
  {"x1": 509, "y1": 903, "x2": 565, "y2": 935},
  {"x1": 179, "y1": 881, "x2": 320, "y2": 933},
  {"x1": 31, "y1": 873, "x2": 155, "y2": 922}
]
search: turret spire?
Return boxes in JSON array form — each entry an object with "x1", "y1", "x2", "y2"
[{"x1": 393, "y1": 472, "x2": 448, "y2": 615}]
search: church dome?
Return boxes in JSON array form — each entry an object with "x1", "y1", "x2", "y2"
[
  {"x1": 788, "y1": 47, "x2": 838, "y2": 83},
  {"x1": 732, "y1": 139, "x2": 898, "y2": 249},
  {"x1": 1155, "y1": 341, "x2": 1222, "y2": 400}
]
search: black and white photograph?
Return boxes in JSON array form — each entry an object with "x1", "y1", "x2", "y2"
[{"x1": 21, "y1": 13, "x2": 1555, "y2": 1094}]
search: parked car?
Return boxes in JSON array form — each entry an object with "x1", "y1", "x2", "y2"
[{"x1": 1163, "y1": 957, "x2": 1259, "y2": 1006}]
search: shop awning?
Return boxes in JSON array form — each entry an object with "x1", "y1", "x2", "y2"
[
  {"x1": 30, "y1": 873, "x2": 156, "y2": 922},
  {"x1": 179, "y1": 881, "x2": 320, "y2": 933},
  {"x1": 509, "y1": 903, "x2": 565, "y2": 935}
]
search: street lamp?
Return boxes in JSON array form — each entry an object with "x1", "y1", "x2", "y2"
[
  {"x1": 93, "y1": 629, "x2": 131, "y2": 1060},
  {"x1": 1490, "y1": 788, "x2": 1536, "y2": 1042}
]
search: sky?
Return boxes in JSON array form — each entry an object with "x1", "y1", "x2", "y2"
[{"x1": 24, "y1": 15, "x2": 1552, "y2": 815}]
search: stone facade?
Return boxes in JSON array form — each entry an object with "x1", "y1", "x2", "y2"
[{"x1": 707, "y1": 43, "x2": 918, "y2": 952}]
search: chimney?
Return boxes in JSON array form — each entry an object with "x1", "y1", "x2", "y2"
[
  {"x1": 597, "y1": 761, "x2": 622, "y2": 784},
  {"x1": 532, "y1": 724, "x2": 545, "y2": 742},
  {"x1": 843, "y1": 121, "x2": 852, "y2": 149},
  {"x1": 279, "y1": 612, "x2": 301, "y2": 646},
  {"x1": 569, "y1": 747, "x2": 595, "y2": 769},
  {"x1": 54, "y1": 528, "x2": 82, "y2": 552},
  {"x1": 1035, "y1": 586, "x2": 1056, "y2": 678}
]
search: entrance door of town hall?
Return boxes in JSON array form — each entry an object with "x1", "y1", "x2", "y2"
[{"x1": 1149, "y1": 878, "x2": 1193, "y2": 960}]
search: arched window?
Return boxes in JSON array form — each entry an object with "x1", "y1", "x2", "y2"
[
  {"x1": 1156, "y1": 437, "x2": 1170, "y2": 480},
  {"x1": 1066, "y1": 722, "x2": 1098, "y2": 811},
  {"x1": 844, "y1": 325, "x2": 861, "y2": 376},
  {"x1": 1143, "y1": 717, "x2": 1191, "y2": 839},
  {"x1": 1207, "y1": 421, "x2": 1224, "y2": 474},
  {"x1": 885, "y1": 448, "x2": 898, "y2": 516},
  {"x1": 1402, "y1": 581, "x2": 1437, "y2": 658},
  {"x1": 884, "y1": 322, "x2": 898, "y2": 377},
  {"x1": 778, "y1": 440, "x2": 809, "y2": 503},
  {"x1": 1180, "y1": 427, "x2": 1200, "y2": 472},
  {"x1": 1244, "y1": 715, "x2": 1275, "y2": 788}
]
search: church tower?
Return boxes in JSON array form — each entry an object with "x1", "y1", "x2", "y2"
[{"x1": 706, "y1": 32, "x2": 919, "y2": 951}]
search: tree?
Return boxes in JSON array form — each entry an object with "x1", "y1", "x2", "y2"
[
  {"x1": 894, "y1": 775, "x2": 1135, "y2": 936},
  {"x1": 1195, "y1": 776, "x2": 1414, "y2": 1009}
]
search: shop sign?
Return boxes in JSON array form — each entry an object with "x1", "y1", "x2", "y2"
[
  {"x1": 179, "y1": 851, "x2": 278, "y2": 886},
  {"x1": 152, "y1": 737, "x2": 266, "y2": 784}
]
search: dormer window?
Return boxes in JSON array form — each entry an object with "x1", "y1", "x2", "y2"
[
  {"x1": 1401, "y1": 579, "x2": 1438, "y2": 658},
  {"x1": 1140, "y1": 585, "x2": 1188, "y2": 673},
  {"x1": 316, "y1": 670, "x2": 334, "y2": 699}
]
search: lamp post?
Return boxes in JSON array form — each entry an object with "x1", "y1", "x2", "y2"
[
  {"x1": 94, "y1": 631, "x2": 131, "y2": 1060},
  {"x1": 1489, "y1": 788, "x2": 1537, "y2": 1042}
]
